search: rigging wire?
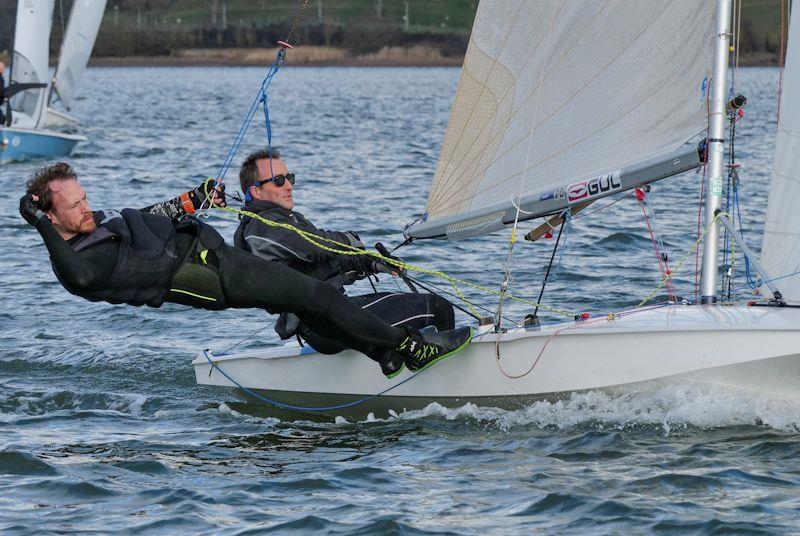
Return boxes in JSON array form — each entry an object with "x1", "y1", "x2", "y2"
[
  {"x1": 695, "y1": 80, "x2": 712, "y2": 301},
  {"x1": 777, "y1": 0, "x2": 786, "y2": 126},
  {"x1": 533, "y1": 212, "x2": 568, "y2": 318},
  {"x1": 496, "y1": 1, "x2": 559, "y2": 337}
]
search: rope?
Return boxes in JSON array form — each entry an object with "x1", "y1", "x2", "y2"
[
  {"x1": 207, "y1": 203, "x2": 577, "y2": 317},
  {"x1": 638, "y1": 211, "x2": 729, "y2": 307},
  {"x1": 635, "y1": 188, "x2": 676, "y2": 301},
  {"x1": 204, "y1": 348, "x2": 444, "y2": 413},
  {"x1": 285, "y1": 0, "x2": 310, "y2": 43}
]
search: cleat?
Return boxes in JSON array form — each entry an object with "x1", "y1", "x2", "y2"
[{"x1": 396, "y1": 326, "x2": 473, "y2": 372}]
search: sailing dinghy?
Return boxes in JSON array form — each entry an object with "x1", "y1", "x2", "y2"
[
  {"x1": 194, "y1": 0, "x2": 800, "y2": 419},
  {"x1": 1, "y1": 0, "x2": 86, "y2": 164}
]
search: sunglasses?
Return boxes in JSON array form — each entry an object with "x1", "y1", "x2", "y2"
[{"x1": 254, "y1": 173, "x2": 296, "y2": 188}]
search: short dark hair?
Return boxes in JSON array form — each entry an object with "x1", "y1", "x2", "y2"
[
  {"x1": 26, "y1": 162, "x2": 78, "y2": 212},
  {"x1": 239, "y1": 148, "x2": 281, "y2": 193}
]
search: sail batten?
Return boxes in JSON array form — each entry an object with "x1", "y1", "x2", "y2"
[{"x1": 408, "y1": 0, "x2": 716, "y2": 240}]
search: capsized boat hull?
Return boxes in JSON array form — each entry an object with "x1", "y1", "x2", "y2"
[
  {"x1": 0, "y1": 126, "x2": 86, "y2": 164},
  {"x1": 193, "y1": 305, "x2": 800, "y2": 419}
]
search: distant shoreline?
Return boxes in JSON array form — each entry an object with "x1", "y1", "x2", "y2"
[
  {"x1": 36, "y1": 46, "x2": 777, "y2": 69},
  {"x1": 87, "y1": 45, "x2": 464, "y2": 68}
]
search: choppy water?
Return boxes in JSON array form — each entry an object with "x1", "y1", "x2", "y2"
[{"x1": 2, "y1": 66, "x2": 799, "y2": 534}]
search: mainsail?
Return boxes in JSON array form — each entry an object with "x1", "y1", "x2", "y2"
[
  {"x1": 51, "y1": 0, "x2": 107, "y2": 110},
  {"x1": 761, "y1": 5, "x2": 800, "y2": 301},
  {"x1": 406, "y1": 0, "x2": 716, "y2": 240},
  {"x1": 9, "y1": 0, "x2": 55, "y2": 128}
]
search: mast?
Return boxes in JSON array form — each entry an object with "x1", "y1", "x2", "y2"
[{"x1": 699, "y1": 0, "x2": 732, "y2": 304}]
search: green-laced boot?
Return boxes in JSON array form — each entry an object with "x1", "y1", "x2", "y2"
[{"x1": 396, "y1": 326, "x2": 473, "y2": 372}]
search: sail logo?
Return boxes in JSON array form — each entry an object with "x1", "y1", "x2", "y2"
[
  {"x1": 567, "y1": 182, "x2": 589, "y2": 202},
  {"x1": 567, "y1": 173, "x2": 621, "y2": 203}
]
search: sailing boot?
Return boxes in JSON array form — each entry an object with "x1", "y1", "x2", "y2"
[
  {"x1": 379, "y1": 351, "x2": 406, "y2": 379},
  {"x1": 396, "y1": 326, "x2": 473, "y2": 372}
]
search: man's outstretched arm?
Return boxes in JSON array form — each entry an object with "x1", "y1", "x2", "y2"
[{"x1": 142, "y1": 179, "x2": 226, "y2": 220}]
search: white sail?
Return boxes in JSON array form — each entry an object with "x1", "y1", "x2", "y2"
[
  {"x1": 761, "y1": 5, "x2": 800, "y2": 301},
  {"x1": 408, "y1": 0, "x2": 715, "y2": 240},
  {"x1": 51, "y1": 0, "x2": 107, "y2": 110},
  {"x1": 9, "y1": 0, "x2": 55, "y2": 128}
]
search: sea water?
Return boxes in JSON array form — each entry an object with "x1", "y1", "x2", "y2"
[{"x1": 1, "y1": 67, "x2": 798, "y2": 534}]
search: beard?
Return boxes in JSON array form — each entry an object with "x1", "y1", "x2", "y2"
[
  {"x1": 79, "y1": 217, "x2": 97, "y2": 234},
  {"x1": 57, "y1": 213, "x2": 96, "y2": 237}
]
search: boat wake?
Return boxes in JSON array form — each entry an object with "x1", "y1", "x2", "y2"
[{"x1": 363, "y1": 382, "x2": 800, "y2": 434}]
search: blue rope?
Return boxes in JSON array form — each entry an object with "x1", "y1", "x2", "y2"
[
  {"x1": 215, "y1": 48, "x2": 286, "y2": 189},
  {"x1": 728, "y1": 269, "x2": 800, "y2": 296},
  {"x1": 733, "y1": 185, "x2": 758, "y2": 288},
  {"x1": 203, "y1": 348, "x2": 440, "y2": 413}
]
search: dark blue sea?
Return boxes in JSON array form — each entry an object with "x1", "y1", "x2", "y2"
[{"x1": 2, "y1": 66, "x2": 799, "y2": 534}]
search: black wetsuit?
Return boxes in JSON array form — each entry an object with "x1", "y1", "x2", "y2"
[
  {"x1": 33, "y1": 206, "x2": 407, "y2": 361},
  {"x1": 234, "y1": 200, "x2": 455, "y2": 350}
]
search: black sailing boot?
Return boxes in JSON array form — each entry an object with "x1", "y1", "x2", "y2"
[
  {"x1": 396, "y1": 326, "x2": 473, "y2": 372},
  {"x1": 379, "y1": 351, "x2": 406, "y2": 379}
]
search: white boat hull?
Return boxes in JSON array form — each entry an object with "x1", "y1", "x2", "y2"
[{"x1": 193, "y1": 305, "x2": 800, "y2": 418}]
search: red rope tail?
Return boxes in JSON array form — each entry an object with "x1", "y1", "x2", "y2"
[{"x1": 636, "y1": 189, "x2": 676, "y2": 301}]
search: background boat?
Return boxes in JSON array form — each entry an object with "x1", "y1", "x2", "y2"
[{"x1": 1, "y1": 0, "x2": 89, "y2": 164}]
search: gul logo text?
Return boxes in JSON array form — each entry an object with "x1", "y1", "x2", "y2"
[{"x1": 567, "y1": 173, "x2": 621, "y2": 203}]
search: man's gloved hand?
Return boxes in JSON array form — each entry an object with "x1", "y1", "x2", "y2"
[
  {"x1": 275, "y1": 312, "x2": 301, "y2": 340},
  {"x1": 372, "y1": 242, "x2": 406, "y2": 276},
  {"x1": 19, "y1": 194, "x2": 47, "y2": 226},
  {"x1": 345, "y1": 231, "x2": 365, "y2": 249},
  {"x1": 188, "y1": 178, "x2": 226, "y2": 211}
]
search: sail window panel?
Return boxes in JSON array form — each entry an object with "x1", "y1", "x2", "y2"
[
  {"x1": 9, "y1": 52, "x2": 45, "y2": 121},
  {"x1": 426, "y1": 0, "x2": 715, "y2": 225}
]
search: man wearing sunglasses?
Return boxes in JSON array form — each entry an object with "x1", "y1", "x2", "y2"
[
  {"x1": 20, "y1": 162, "x2": 472, "y2": 379},
  {"x1": 234, "y1": 149, "x2": 457, "y2": 370}
]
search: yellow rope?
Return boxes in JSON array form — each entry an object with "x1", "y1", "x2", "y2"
[
  {"x1": 200, "y1": 190, "x2": 730, "y2": 320},
  {"x1": 211, "y1": 203, "x2": 576, "y2": 318}
]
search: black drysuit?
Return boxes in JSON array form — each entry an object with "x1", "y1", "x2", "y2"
[{"x1": 233, "y1": 200, "x2": 454, "y2": 351}]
